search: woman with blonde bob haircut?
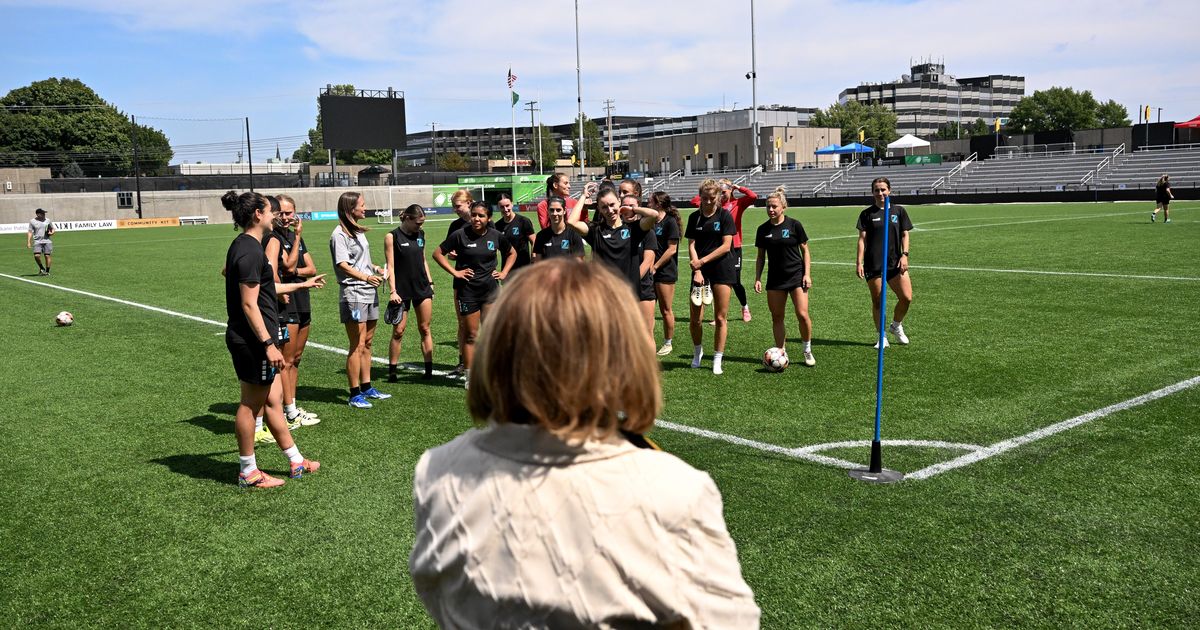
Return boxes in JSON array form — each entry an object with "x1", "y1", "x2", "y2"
[{"x1": 409, "y1": 259, "x2": 760, "y2": 629}]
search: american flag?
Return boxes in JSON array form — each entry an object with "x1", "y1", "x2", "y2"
[{"x1": 507, "y1": 68, "x2": 517, "y2": 89}]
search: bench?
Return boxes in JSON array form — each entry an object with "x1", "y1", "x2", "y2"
[{"x1": 180, "y1": 215, "x2": 209, "y2": 225}]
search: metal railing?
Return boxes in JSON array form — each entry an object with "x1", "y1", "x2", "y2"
[
  {"x1": 647, "y1": 169, "x2": 683, "y2": 192},
  {"x1": 733, "y1": 165, "x2": 763, "y2": 186},
  {"x1": 1081, "y1": 144, "x2": 1125, "y2": 185},
  {"x1": 932, "y1": 152, "x2": 978, "y2": 190}
]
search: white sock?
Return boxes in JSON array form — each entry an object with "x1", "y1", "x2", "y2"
[
  {"x1": 239, "y1": 455, "x2": 257, "y2": 475},
  {"x1": 254, "y1": 416, "x2": 263, "y2": 432},
  {"x1": 663, "y1": 338, "x2": 672, "y2": 345},
  {"x1": 283, "y1": 445, "x2": 304, "y2": 464},
  {"x1": 803, "y1": 340, "x2": 812, "y2": 353},
  {"x1": 284, "y1": 402, "x2": 298, "y2": 419},
  {"x1": 714, "y1": 351, "x2": 724, "y2": 363}
]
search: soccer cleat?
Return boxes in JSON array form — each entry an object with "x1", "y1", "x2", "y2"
[
  {"x1": 1164, "y1": 218, "x2": 1171, "y2": 223},
  {"x1": 295, "y1": 408, "x2": 320, "y2": 426},
  {"x1": 238, "y1": 469, "x2": 285, "y2": 489},
  {"x1": 690, "y1": 352, "x2": 703, "y2": 369},
  {"x1": 289, "y1": 458, "x2": 321, "y2": 479},
  {"x1": 873, "y1": 338, "x2": 890, "y2": 350},
  {"x1": 889, "y1": 322, "x2": 910, "y2": 345},
  {"x1": 656, "y1": 342, "x2": 673, "y2": 356},
  {"x1": 712, "y1": 359, "x2": 724, "y2": 375},
  {"x1": 690, "y1": 284, "x2": 703, "y2": 306},
  {"x1": 742, "y1": 306, "x2": 752, "y2": 322},
  {"x1": 449, "y1": 363, "x2": 466, "y2": 377},
  {"x1": 286, "y1": 415, "x2": 302, "y2": 431},
  {"x1": 361, "y1": 387, "x2": 391, "y2": 400},
  {"x1": 254, "y1": 429, "x2": 276, "y2": 445},
  {"x1": 803, "y1": 351, "x2": 816, "y2": 367},
  {"x1": 348, "y1": 394, "x2": 373, "y2": 409},
  {"x1": 1150, "y1": 212, "x2": 1156, "y2": 223},
  {"x1": 701, "y1": 283, "x2": 713, "y2": 305}
]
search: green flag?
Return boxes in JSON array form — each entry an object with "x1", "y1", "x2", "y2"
[{"x1": 511, "y1": 91, "x2": 519, "y2": 107}]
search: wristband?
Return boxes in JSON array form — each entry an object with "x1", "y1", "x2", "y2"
[{"x1": 901, "y1": 251, "x2": 909, "y2": 257}]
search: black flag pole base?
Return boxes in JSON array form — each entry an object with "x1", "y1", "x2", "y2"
[{"x1": 848, "y1": 440, "x2": 905, "y2": 484}]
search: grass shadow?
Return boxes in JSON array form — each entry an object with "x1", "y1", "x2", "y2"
[
  {"x1": 296, "y1": 384, "x2": 355, "y2": 405},
  {"x1": 151, "y1": 450, "x2": 239, "y2": 485},
  {"x1": 208, "y1": 402, "x2": 239, "y2": 416},
  {"x1": 808, "y1": 338, "x2": 874, "y2": 348},
  {"x1": 184, "y1": 413, "x2": 233, "y2": 435}
]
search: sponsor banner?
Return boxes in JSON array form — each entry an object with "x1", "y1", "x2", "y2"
[
  {"x1": 1, "y1": 219, "x2": 121, "y2": 234},
  {"x1": 117, "y1": 217, "x2": 180, "y2": 229},
  {"x1": 425, "y1": 207, "x2": 452, "y2": 215},
  {"x1": 297, "y1": 211, "x2": 338, "y2": 221},
  {"x1": 905, "y1": 154, "x2": 943, "y2": 165},
  {"x1": 0, "y1": 222, "x2": 31, "y2": 234}
]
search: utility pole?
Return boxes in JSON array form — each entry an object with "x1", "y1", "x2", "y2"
[
  {"x1": 429, "y1": 122, "x2": 438, "y2": 171},
  {"x1": 130, "y1": 114, "x2": 143, "y2": 218},
  {"x1": 245, "y1": 117, "x2": 255, "y2": 192},
  {"x1": 525, "y1": 100, "x2": 542, "y2": 174},
  {"x1": 603, "y1": 99, "x2": 615, "y2": 166},
  {"x1": 749, "y1": 0, "x2": 759, "y2": 169},
  {"x1": 574, "y1": 0, "x2": 585, "y2": 176}
]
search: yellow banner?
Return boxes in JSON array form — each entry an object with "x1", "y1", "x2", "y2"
[{"x1": 118, "y1": 217, "x2": 181, "y2": 229}]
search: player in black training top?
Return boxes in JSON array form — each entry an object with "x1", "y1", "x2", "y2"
[
  {"x1": 566, "y1": 183, "x2": 657, "y2": 339},
  {"x1": 433, "y1": 201, "x2": 516, "y2": 383},
  {"x1": 753, "y1": 186, "x2": 815, "y2": 367},
  {"x1": 685, "y1": 179, "x2": 737, "y2": 375},
  {"x1": 444, "y1": 189, "x2": 475, "y2": 378},
  {"x1": 855, "y1": 177, "x2": 914, "y2": 349},
  {"x1": 220, "y1": 190, "x2": 324, "y2": 489},
  {"x1": 1152, "y1": 173, "x2": 1173, "y2": 223},
  {"x1": 532, "y1": 196, "x2": 585, "y2": 262},
  {"x1": 385, "y1": 204, "x2": 436, "y2": 381},
  {"x1": 495, "y1": 193, "x2": 536, "y2": 272},
  {"x1": 648, "y1": 191, "x2": 681, "y2": 357}
]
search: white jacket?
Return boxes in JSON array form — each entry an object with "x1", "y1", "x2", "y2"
[{"x1": 410, "y1": 423, "x2": 761, "y2": 629}]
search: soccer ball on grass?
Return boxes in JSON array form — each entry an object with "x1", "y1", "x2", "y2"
[
  {"x1": 762, "y1": 347, "x2": 788, "y2": 372},
  {"x1": 55, "y1": 311, "x2": 74, "y2": 327}
]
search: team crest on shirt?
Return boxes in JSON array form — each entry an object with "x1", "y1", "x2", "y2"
[
  {"x1": 891, "y1": 215, "x2": 899, "y2": 224},
  {"x1": 560, "y1": 240, "x2": 569, "y2": 249},
  {"x1": 620, "y1": 228, "x2": 630, "y2": 240},
  {"x1": 713, "y1": 221, "x2": 721, "y2": 230},
  {"x1": 417, "y1": 238, "x2": 424, "y2": 247},
  {"x1": 782, "y1": 229, "x2": 790, "y2": 238},
  {"x1": 655, "y1": 225, "x2": 663, "y2": 235},
  {"x1": 511, "y1": 227, "x2": 520, "y2": 235},
  {"x1": 487, "y1": 240, "x2": 495, "y2": 251}
]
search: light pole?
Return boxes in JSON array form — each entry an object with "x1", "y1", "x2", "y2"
[
  {"x1": 574, "y1": 0, "x2": 585, "y2": 176},
  {"x1": 428, "y1": 122, "x2": 438, "y2": 171},
  {"x1": 748, "y1": 0, "x2": 759, "y2": 169}
]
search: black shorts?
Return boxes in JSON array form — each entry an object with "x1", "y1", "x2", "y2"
[
  {"x1": 638, "y1": 280, "x2": 656, "y2": 302},
  {"x1": 457, "y1": 299, "x2": 488, "y2": 316},
  {"x1": 281, "y1": 298, "x2": 299, "y2": 325},
  {"x1": 864, "y1": 266, "x2": 904, "y2": 281},
  {"x1": 226, "y1": 329, "x2": 277, "y2": 386},
  {"x1": 296, "y1": 311, "x2": 312, "y2": 327},
  {"x1": 701, "y1": 256, "x2": 737, "y2": 286},
  {"x1": 654, "y1": 268, "x2": 678, "y2": 284}
]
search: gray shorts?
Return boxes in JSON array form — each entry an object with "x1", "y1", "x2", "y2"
[
  {"x1": 34, "y1": 242, "x2": 53, "y2": 254},
  {"x1": 340, "y1": 301, "x2": 379, "y2": 324}
]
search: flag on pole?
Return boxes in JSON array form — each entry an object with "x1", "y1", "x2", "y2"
[
  {"x1": 693, "y1": 143, "x2": 700, "y2": 155},
  {"x1": 507, "y1": 68, "x2": 518, "y2": 88},
  {"x1": 511, "y1": 91, "x2": 519, "y2": 107}
]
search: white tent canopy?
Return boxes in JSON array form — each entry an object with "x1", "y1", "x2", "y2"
[{"x1": 887, "y1": 134, "x2": 931, "y2": 150}]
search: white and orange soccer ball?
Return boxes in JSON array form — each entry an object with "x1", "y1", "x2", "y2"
[
  {"x1": 55, "y1": 311, "x2": 74, "y2": 326},
  {"x1": 762, "y1": 347, "x2": 788, "y2": 372}
]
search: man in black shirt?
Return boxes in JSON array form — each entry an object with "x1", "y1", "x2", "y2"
[{"x1": 855, "y1": 177, "x2": 914, "y2": 349}]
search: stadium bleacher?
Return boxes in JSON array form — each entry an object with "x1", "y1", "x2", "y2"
[{"x1": 1096, "y1": 146, "x2": 1200, "y2": 190}]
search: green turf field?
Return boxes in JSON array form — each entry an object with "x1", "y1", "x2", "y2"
[{"x1": 2, "y1": 200, "x2": 1197, "y2": 628}]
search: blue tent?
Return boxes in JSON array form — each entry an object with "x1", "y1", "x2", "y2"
[
  {"x1": 814, "y1": 144, "x2": 842, "y2": 155},
  {"x1": 836, "y1": 142, "x2": 875, "y2": 154}
]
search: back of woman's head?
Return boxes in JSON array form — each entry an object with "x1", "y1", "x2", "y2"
[
  {"x1": 649, "y1": 191, "x2": 679, "y2": 222},
  {"x1": 401, "y1": 203, "x2": 425, "y2": 220},
  {"x1": 1159, "y1": 174, "x2": 1169, "y2": 185},
  {"x1": 467, "y1": 259, "x2": 661, "y2": 441},
  {"x1": 451, "y1": 189, "x2": 474, "y2": 207},
  {"x1": 221, "y1": 190, "x2": 265, "y2": 230},
  {"x1": 337, "y1": 191, "x2": 365, "y2": 234}
]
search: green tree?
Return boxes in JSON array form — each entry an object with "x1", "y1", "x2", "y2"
[
  {"x1": 1096, "y1": 99, "x2": 1131, "y2": 128},
  {"x1": 810, "y1": 100, "x2": 898, "y2": 148},
  {"x1": 61, "y1": 160, "x2": 84, "y2": 178},
  {"x1": 291, "y1": 84, "x2": 394, "y2": 166},
  {"x1": 571, "y1": 114, "x2": 606, "y2": 167},
  {"x1": 1006, "y1": 87, "x2": 1102, "y2": 132},
  {"x1": 0, "y1": 78, "x2": 172, "y2": 176},
  {"x1": 437, "y1": 151, "x2": 469, "y2": 172},
  {"x1": 530, "y1": 124, "x2": 558, "y2": 173}
]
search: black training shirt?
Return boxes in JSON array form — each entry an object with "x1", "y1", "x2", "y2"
[
  {"x1": 439, "y1": 226, "x2": 504, "y2": 300},
  {"x1": 496, "y1": 214, "x2": 535, "y2": 270},
  {"x1": 755, "y1": 217, "x2": 809, "y2": 290},
  {"x1": 225, "y1": 232, "x2": 279, "y2": 343},
  {"x1": 389, "y1": 226, "x2": 433, "y2": 301},
  {"x1": 585, "y1": 219, "x2": 652, "y2": 289},
  {"x1": 856, "y1": 203, "x2": 913, "y2": 274},
  {"x1": 534, "y1": 227, "x2": 585, "y2": 260},
  {"x1": 653, "y1": 215, "x2": 681, "y2": 277}
]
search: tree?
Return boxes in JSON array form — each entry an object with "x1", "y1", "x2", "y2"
[
  {"x1": 810, "y1": 100, "x2": 898, "y2": 148},
  {"x1": 1006, "y1": 87, "x2": 1102, "y2": 133},
  {"x1": 1096, "y1": 99, "x2": 1131, "y2": 128},
  {"x1": 939, "y1": 118, "x2": 992, "y2": 138},
  {"x1": 61, "y1": 160, "x2": 84, "y2": 178},
  {"x1": 292, "y1": 84, "x2": 393, "y2": 166},
  {"x1": 437, "y1": 151, "x2": 469, "y2": 172},
  {"x1": 571, "y1": 114, "x2": 606, "y2": 167},
  {"x1": 530, "y1": 124, "x2": 558, "y2": 173},
  {"x1": 0, "y1": 78, "x2": 173, "y2": 176}
]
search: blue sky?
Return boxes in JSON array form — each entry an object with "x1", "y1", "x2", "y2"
[{"x1": 3, "y1": 0, "x2": 1196, "y2": 163}]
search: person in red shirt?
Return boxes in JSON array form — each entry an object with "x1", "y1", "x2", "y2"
[
  {"x1": 536, "y1": 172, "x2": 578, "y2": 229},
  {"x1": 691, "y1": 178, "x2": 756, "y2": 322}
]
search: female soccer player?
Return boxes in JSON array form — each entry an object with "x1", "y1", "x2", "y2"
[
  {"x1": 446, "y1": 189, "x2": 474, "y2": 378},
  {"x1": 330, "y1": 191, "x2": 392, "y2": 408},
  {"x1": 855, "y1": 177, "x2": 914, "y2": 349},
  {"x1": 692, "y1": 178, "x2": 756, "y2": 322},
  {"x1": 263, "y1": 196, "x2": 320, "y2": 429},
  {"x1": 385, "y1": 204, "x2": 436, "y2": 381},
  {"x1": 495, "y1": 193, "x2": 536, "y2": 272},
  {"x1": 753, "y1": 187, "x2": 815, "y2": 367},
  {"x1": 433, "y1": 201, "x2": 516, "y2": 382},
  {"x1": 1152, "y1": 174, "x2": 1173, "y2": 223},
  {"x1": 685, "y1": 179, "x2": 736, "y2": 374},
  {"x1": 649, "y1": 192, "x2": 681, "y2": 356},
  {"x1": 535, "y1": 172, "x2": 577, "y2": 229},
  {"x1": 532, "y1": 196, "x2": 585, "y2": 262},
  {"x1": 567, "y1": 184, "x2": 657, "y2": 335},
  {"x1": 221, "y1": 190, "x2": 323, "y2": 488}
]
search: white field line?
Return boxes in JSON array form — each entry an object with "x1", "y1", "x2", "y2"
[
  {"x1": 808, "y1": 261, "x2": 1200, "y2": 282},
  {"x1": 907, "y1": 376, "x2": 1200, "y2": 480},
  {"x1": 6, "y1": 272, "x2": 1197, "y2": 481},
  {"x1": 805, "y1": 210, "x2": 1142, "y2": 242}
]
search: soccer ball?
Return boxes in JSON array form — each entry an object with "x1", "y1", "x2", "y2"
[
  {"x1": 762, "y1": 347, "x2": 789, "y2": 372},
  {"x1": 55, "y1": 311, "x2": 74, "y2": 327}
]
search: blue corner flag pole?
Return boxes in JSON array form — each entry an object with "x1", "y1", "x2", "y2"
[{"x1": 869, "y1": 195, "x2": 891, "y2": 473}]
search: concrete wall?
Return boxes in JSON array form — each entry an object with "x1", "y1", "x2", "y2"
[
  {"x1": 629, "y1": 126, "x2": 840, "y2": 174},
  {"x1": 1, "y1": 168, "x2": 52, "y2": 195},
  {"x1": 0, "y1": 186, "x2": 434, "y2": 225}
]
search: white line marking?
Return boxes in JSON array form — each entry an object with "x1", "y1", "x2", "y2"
[
  {"x1": 805, "y1": 210, "x2": 1143, "y2": 242},
  {"x1": 6, "y1": 273, "x2": 1196, "y2": 482},
  {"x1": 809, "y1": 261, "x2": 1200, "y2": 282},
  {"x1": 906, "y1": 376, "x2": 1200, "y2": 480}
]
